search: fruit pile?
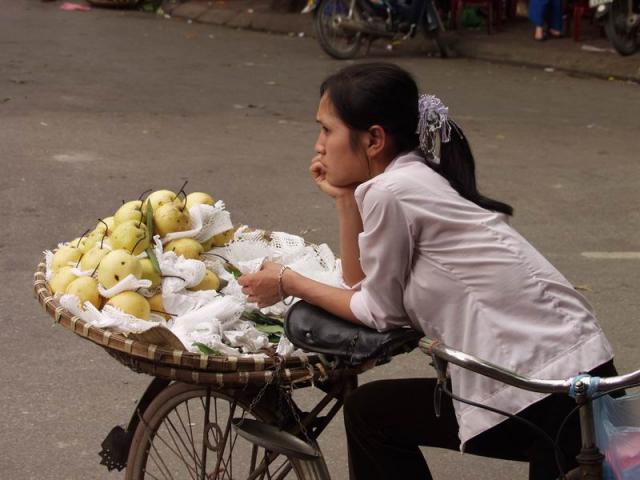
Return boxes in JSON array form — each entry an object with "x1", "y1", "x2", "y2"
[
  {"x1": 44, "y1": 186, "x2": 286, "y2": 354},
  {"x1": 45, "y1": 186, "x2": 344, "y2": 356},
  {"x1": 48, "y1": 187, "x2": 231, "y2": 312}
]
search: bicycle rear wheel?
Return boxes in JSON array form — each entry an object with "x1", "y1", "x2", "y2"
[{"x1": 125, "y1": 382, "x2": 319, "y2": 480}]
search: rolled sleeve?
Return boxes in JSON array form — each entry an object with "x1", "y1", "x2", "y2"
[
  {"x1": 350, "y1": 185, "x2": 413, "y2": 331},
  {"x1": 336, "y1": 259, "x2": 363, "y2": 290}
]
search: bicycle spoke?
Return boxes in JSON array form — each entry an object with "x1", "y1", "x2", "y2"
[
  {"x1": 212, "y1": 400, "x2": 237, "y2": 478},
  {"x1": 164, "y1": 416, "x2": 200, "y2": 479},
  {"x1": 151, "y1": 421, "x2": 198, "y2": 479},
  {"x1": 131, "y1": 385, "x2": 306, "y2": 480},
  {"x1": 200, "y1": 388, "x2": 212, "y2": 480},
  {"x1": 271, "y1": 458, "x2": 294, "y2": 480},
  {"x1": 142, "y1": 466, "x2": 165, "y2": 480},
  {"x1": 183, "y1": 400, "x2": 204, "y2": 474},
  {"x1": 147, "y1": 441, "x2": 176, "y2": 480}
]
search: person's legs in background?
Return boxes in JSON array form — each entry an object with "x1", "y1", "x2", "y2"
[
  {"x1": 528, "y1": 0, "x2": 550, "y2": 40},
  {"x1": 548, "y1": 0, "x2": 564, "y2": 36}
]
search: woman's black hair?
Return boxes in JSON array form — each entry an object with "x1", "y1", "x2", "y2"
[{"x1": 320, "y1": 62, "x2": 513, "y2": 216}]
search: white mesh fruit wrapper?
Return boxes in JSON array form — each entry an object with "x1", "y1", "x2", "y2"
[
  {"x1": 59, "y1": 295, "x2": 160, "y2": 332},
  {"x1": 270, "y1": 231, "x2": 307, "y2": 264},
  {"x1": 224, "y1": 324, "x2": 270, "y2": 353},
  {"x1": 275, "y1": 335, "x2": 305, "y2": 357},
  {"x1": 44, "y1": 250, "x2": 54, "y2": 281},
  {"x1": 233, "y1": 225, "x2": 267, "y2": 242},
  {"x1": 237, "y1": 258, "x2": 266, "y2": 275},
  {"x1": 98, "y1": 274, "x2": 153, "y2": 299},
  {"x1": 162, "y1": 202, "x2": 233, "y2": 244},
  {"x1": 170, "y1": 296, "x2": 245, "y2": 352},
  {"x1": 71, "y1": 267, "x2": 94, "y2": 277},
  {"x1": 212, "y1": 238, "x2": 273, "y2": 266},
  {"x1": 171, "y1": 296, "x2": 244, "y2": 335},
  {"x1": 162, "y1": 289, "x2": 220, "y2": 317},
  {"x1": 59, "y1": 293, "x2": 87, "y2": 318},
  {"x1": 153, "y1": 237, "x2": 206, "y2": 292}
]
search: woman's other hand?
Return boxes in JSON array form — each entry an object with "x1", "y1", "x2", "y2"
[
  {"x1": 310, "y1": 155, "x2": 357, "y2": 199},
  {"x1": 237, "y1": 261, "x2": 284, "y2": 308}
]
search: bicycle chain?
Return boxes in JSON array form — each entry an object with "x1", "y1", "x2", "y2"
[{"x1": 236, "y1": 355, "x2": 284, "y2": 427}]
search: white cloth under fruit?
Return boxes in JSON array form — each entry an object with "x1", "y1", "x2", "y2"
[{"x1": 162, "y1": 202, "x2": 233, "y2": 244}]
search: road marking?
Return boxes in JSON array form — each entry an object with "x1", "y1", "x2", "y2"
[
  {"x1": 52, "y1": 151, "x2": 97, "y2": 163},
  {"x1": 581, "y1": 252, "x2": 640, "y2": 259}
]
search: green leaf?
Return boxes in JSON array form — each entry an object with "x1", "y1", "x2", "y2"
[
  {"x1": 145, "y1": 201, "x2": 154, "y2": 236},
  {"x1": 192, "y1": 342, "x2": 222, "y2": 356},
  {"x1": 255, "y1": 324, "x2": 284, "y2": 334},
  {"x1": 224, "y1": 263, "x2": 242, "y2": 279},
  {"x1": 146, "y1": 247, "x2": 161, "y2": 274},
  {"x1": 241, "y1": 310, "x2": 284, "y2": 326}
]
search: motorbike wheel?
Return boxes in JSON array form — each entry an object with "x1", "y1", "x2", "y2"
[
  {"x1": 314, "y1": 0, "x2": 363, "y2": 59},
  {"x1": 604, "y1": 0, "x2": 639, "y2": 56}
]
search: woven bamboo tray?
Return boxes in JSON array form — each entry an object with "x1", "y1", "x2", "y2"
[{"x1": 34, "y1": 259, "x2": 353, "y2": 387}]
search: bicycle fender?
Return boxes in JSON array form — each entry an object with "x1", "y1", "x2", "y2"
[{"x1": 98, "y1": 377, "x2": 171, "y2": 471}]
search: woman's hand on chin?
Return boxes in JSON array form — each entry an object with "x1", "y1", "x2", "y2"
[{"x1": 310, "y1": 156, "x2": 357, "y2": 199}]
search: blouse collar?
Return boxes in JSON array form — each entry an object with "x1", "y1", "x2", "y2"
[
  {"x1": 384, "y1": 150, "x2": 425, "y2": 173},
  {"x1": 355, "y1": 150, "x2": 425, "y2": 201}
]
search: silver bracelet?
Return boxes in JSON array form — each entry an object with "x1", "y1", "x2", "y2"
[{"x1": 278, "y1": 264, "x2": 293, "y2": 306}]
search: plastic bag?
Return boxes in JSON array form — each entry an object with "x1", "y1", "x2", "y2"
[{"x1": 593, "y1": 393, "x2": 640, "y2": 480}]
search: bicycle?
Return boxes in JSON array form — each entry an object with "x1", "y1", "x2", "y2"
[
  {"x1": 233, "y1": 332, "x2": 640, "y2": 480},
  {"x1": 34, "y1": 256, "x2": 639, "y2": 479}
]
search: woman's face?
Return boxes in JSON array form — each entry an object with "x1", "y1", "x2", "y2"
[{"x1": 314, "y1": 93, "x2": 369, "y2": 187}]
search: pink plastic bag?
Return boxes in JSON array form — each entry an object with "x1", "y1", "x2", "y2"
[
  {"x1": 594, "y1": 394, "x2": 640, "y2": 480},
  {"x1": 60, "y1": 2, "x2": 91, "y2": 11}
]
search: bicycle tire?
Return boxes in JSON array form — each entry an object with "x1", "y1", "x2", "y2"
[
  {"x1": 125, "y1": 382, "x2": 325, "y2": 480},
  {"x1": 314, "y1": 0, "x2": 363, "y2": 59}
]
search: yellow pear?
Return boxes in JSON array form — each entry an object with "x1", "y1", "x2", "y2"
[
  {"x1": 189, "y1": 270, "x2": 220, "y2": 292},
  {"x1": 110, "y1": 220, "x2": 150, "y2": 255},
  {"x1": 140, "y1": 258, "x2": 161, "y2": 288},
  {"x1": 79, "y1": 246, "x2": 110, "y2": 272},
  {"x1": 211, "y1": 229, "x2": 235, "y2": 247},
  {"x1": 96, "y1": 216, "x2": 115, "y2": 236},
  {"x1": 65, "y1": 276, "x2": 101, "y2": 309},
  {"x1": 114, "y1": 200, "x2": 143, "y2": 226},
  {"x1": 143, "y1": 190, "x2": 177, "y2": 214},
  {"x1": 186, "y1": 192, "x2": 215, "y2": 210},
  {"x1": 106, "y1": 291, "x2": 150, "y2": 320},
  {"x1": 153, "y1": 203, "x2": 192, "y2": 237},
  {"x1": 49, "y1": 266, "x2": 78, "y2": 294},
  {"x1": 51, "y1": 246, "x2": 82, "y2": 272},
  {"x1": 148, "y1": 293, "x2": 171, "y2": 320},
  {"x1": 164, "y1": 238, "x2": 203, "y2": 260},
  {"x1": 97, "y1": 249, "x2": 143, "y2": 289}
]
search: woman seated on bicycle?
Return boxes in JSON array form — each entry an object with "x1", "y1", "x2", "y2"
[{"x1": 238, "y1": 62, "x2": 617, "y2": 480}]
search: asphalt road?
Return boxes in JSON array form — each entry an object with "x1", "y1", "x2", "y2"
[{"x1": 1, "y1": 1, "x2": 639, "y2": 479}]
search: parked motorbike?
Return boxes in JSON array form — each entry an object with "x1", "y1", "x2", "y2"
[
  {"x1": 591, "y1": 0, "x2": 639, "y2": 55},
  {"x1": 303, "y1": 0, "x2": 451, "y2": 59}
]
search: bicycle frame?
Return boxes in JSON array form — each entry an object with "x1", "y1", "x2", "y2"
[{"x1": 419, "y1": 337, "x2": 640, "y2": 480}]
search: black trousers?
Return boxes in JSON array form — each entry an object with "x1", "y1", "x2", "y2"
[{"x1": 343, "y1": 360, "x2": 618, "y2": 480}]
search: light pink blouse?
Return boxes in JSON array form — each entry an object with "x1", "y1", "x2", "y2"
[{"x1": 348, "y1": 151, "x2": 614, "y2": 447}]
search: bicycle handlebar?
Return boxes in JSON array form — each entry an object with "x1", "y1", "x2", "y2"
[{"x1": 419, "y1": 338, "x2": 640, "y2": 396}]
